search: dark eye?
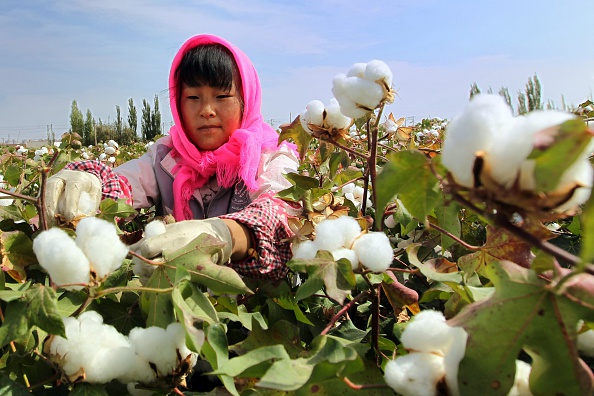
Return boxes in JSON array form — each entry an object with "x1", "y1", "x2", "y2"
[
  {"x1": 217, "y1": 94, "x2": 233, "y2": 99},
  {"x1": 187, "y1": 95, "x2": 199, "y2": 100}
]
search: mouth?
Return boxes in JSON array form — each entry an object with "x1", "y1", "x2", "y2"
[{"x1": 199, "y1": 125, "x2": 220, "y2": 130}]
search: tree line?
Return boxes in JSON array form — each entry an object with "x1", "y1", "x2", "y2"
[
  {"x1": 469, "y1": 73, "x2": 574, "y2": 115},
  {"x1": 68, "y1": 95, "x2": 163, "y2": 146}
]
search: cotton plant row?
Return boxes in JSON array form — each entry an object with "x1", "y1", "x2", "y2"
[
  {"x1": 383, "y1": 310, "x2": 532, "y2": 396},
  {"x1": 32, "y1": 217, "x2": 129, "y2": 289},
  {"x1": 442, "y1": 94, "x2": 593, "y2": 214},
  {"x1": 292, "y1": 215, "x2": 394, "y2": 272},
  {"x1": 46, "y1": 310, "x2": 198, "y2": 391},
  {"x1": 300, "y1": 60, "x2": 395, "y2": 139}
]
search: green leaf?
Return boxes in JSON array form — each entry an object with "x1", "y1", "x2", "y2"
[
  {"x1": 0, "y1": 300, "x2": 29, "y2": 348},
  {"x1": 4, "y1": 164, "x2": 21, "y2": 187},
  {"x1": 139, "y1": 266, "x2": 174, "y2": 328},
  {"x1": 230, "y1": 320, "x2": 305, "y2": 359},
  {"x1": 212, "y1": 344, "x2": 290, "y2": 377},
  {"x1": 278, "y1": 117, "x2": 313, "y2": 161},
  {"x1": 328, "y1": 151, "x2": 349, "y2": 179},
  {"x1": 432, "y1": 199, "x2": 461, "y2": 250},
  {"x1": 375, "y1": 150, "x2": 441, "y2": 223},
  {"x1": 23, "y1": 284, "x2": 65, "y2": 337},
  {"x1": 274, "y1": 294, "x2": 314, "y2": 326},
  {"x1": 276, "y1": 173, "x2": 320, "y2": 203},
  {"x1": 580, "y1": 191, "x2": 594, "y2": 264},
  {"x1": 164, "y1": 234, "x2": 252, "y2": 295},
  {"x1": 217, "y1": 301, "x2": 267, "y2": 331},
  {"x1": 287, "y1": 251, "x2": 356, "y2": 304},
  {"x1": 528, "y1": 119, "x2": 592, "y2": 192},
  {"x1": 450, "y1": 261, "x2": 594, "y2": 396},
  {"x1": 202, "y1": 323, "x2": 239, "y2": 396},
  {"x1": 172, "y1": 281, "x2": 215, "y2": 352},
  {"x1": 97, "y1": 198, "x2": 136, "y2": 224}
]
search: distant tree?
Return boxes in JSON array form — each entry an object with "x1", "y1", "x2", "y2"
[
  {"x1": 115, "y1": 105, "x2": 123, "y2": 142},
  {"x1": 83, "y1": 110, "x2": 93, "y2": 146},
  {"x1": 128, "y1": 98, "x2": 138, "y2": 137},
  {"x1": 517, "y1": 91, "x2": 528, "y2": 115},
  {"x1": 525, "y1": 74, "x2": 542, "y2": 111},
  {"x1": 498, "y1": 87, "x2": 513, "y2": 112},
  {"x1": 69, "y1": 100, "x2": 84, "y2": 136},
  {"x1": 469, "y1": 82, "x2": 481, "y2": 98},
  {"x1": 141, "y1": 99, "x2": 152, "y2": 141},
  {"x1": 151, "y1": 95, "x2": 162, "y2": 139}
]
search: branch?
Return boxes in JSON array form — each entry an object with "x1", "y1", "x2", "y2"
[
  {"x1": 320, "y1": 291, "x2": 369, "y2": 335},
  {"x1": 343, "y1": 376, "x2": 390, "y2": 390},
  {"x1": 428, "y1": 222, "x2": 481, "y2": 251}
]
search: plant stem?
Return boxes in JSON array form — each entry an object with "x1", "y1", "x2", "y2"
[
  {"x1": 343, "y1": 376, "x2": 390, "y2": 390},
  {"x1": 372, "y1": 283, "x2": 381, "y2": 366},
  {"x1": 326, "y1": 138, "x2": 370, "y2": 160},
  {"x1": 320, "y1": 291, "x2": 369, "y2": 335},
  {"x1": 428, "y1": 222, "x2": 481, "y2": 251}
]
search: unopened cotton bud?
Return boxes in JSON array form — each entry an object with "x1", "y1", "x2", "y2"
[
  {"x1": 352, "y1": 232, "x2": 393, "y2": 272},
  {"x1": 33, "y1": 228, "x2": 90, "y2": 290}
]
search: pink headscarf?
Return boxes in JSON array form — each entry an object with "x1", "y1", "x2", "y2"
[{"x1": 168, "y1": 34, "x2": 280, "y2": 221}]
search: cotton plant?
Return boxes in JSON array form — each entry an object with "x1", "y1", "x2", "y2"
[
  {"x1": 0, "y1": 174, "x2": 14, "y2": 206},
  {"x1": 441, "y1": 94, "x2": 593, "y2": 214},
  {"x1": 341, "y1": 182, "x2": 373, "y2": 211},
  {"x1": 46, "y1": 311, "x2": 198, "y2": 387},
  {"x1": 33, "y1": 217, "x2": 129, "y2": 289},
  {"x1": 292, "y1": 216, "x2": 394, "y2": 272},
  {"x1": 332, "y1": 60, "x2": 395, "y2": 119}
]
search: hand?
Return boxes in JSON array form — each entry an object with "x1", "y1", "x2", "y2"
[
  {"x1": 133, "y1": 218, "x2": 233, "y2": 265},
  {"x1": 44, "y1": 170, "x2": 102, "y2": 224}
]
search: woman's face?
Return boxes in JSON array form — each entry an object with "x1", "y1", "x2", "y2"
[{"x1": 179, "y1": 82, "x2": 243, "y2": 151}]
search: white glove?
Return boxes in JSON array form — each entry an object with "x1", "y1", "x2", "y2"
[
  {"x1": 133, "y1": 218, "x2": 233, "y2": 265},
  {"x1": 44, "y1": 170, "x2": 102, "y2": 223}
]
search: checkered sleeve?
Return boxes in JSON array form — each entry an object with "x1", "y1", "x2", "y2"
[
  {"x1": 220, "y1": 192, "x2": 294, "y2": 280},
  {"x1": 64, "y1": 160, "x2": 133, "y2": 204}
]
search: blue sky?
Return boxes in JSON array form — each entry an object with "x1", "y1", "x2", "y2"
[{"x1": 1, "y1": 0, "x2": 593, "y2": 142}]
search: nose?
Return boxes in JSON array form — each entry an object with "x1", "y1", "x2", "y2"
[{"x1": 200, "y1": 103, "x2": 216, "y2": 118}]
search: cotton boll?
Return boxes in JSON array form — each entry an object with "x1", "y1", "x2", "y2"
[
  {"x1": 332, "y1": 215, "x2": 362, "y2": 248},
  {"x1": 400, "y1": 310, "x2": 455, "y2": 354},
  {"x1": 324, "y1": 98, "x2": 353, "y2": 130},
  {"x1": 85, "y1": 344, "x2": 137, "y2": 383},
  {"x1": 332, "y1": 247, "x2": 359, "y2": 270},
  {"x1": 99, "y1": 153, "x2": 107, "y2": 161},
  {"x1": 552, "y1": 155, "x2": 593, "y2": 212},
  {"x1": 364, "y1": 60, "x2": 393, "y2": 88},
  {"x1": 104, "y1": 146, "x2": 116, "y2": 155},
  {"x1": 352, "y1": 232, "x2": 393, "y2": 272},
  {"x1": 144, "y1": 220, "x2": 167, "y2": 239},
  {"x1": 442, "y1": 94, "x2": 513, "y2": 187},
  {"x1": 332, "y1": 75, "x2": 369, "y2": 119},
  {"x1": 166, "y1": 322, "x2": 200, "y2": 367},
  {"x1": 129, "y1": 326, "x2": 178, "y2": 376},
  {"x1": 77, "y1": 191, "x2": 98, "y2": 216},
  {"x1": 107, "y1": 140, "x2": 119, "y2": 148},
  {"x1": 507, "y1": 360, "x2": 533, "y2": 396},
  {"x1": 300, "y1": 100, "x2": 325, "y2": 133},
  {"x1": 384, "y1": 214, "x2": 397, "y2": 229},
  {"x1": 443, "y1": 326, "x2": 468, "y2": 396},
  {"x1": 292, "y1": 240, "x2": 318, "y2": 260},
  {"x1": 75, "y1": 217, "x2": 129, "y2": 278},
  {"x1": 384, "y1": 353, "x2": 446, "y2": 396},
  {"x1": 346, "y1": 62, "x2": 366, "y2": 78},
  {"x1": 314, "y1": 219, "x2": 347, "y2": 252},
  {"x1": 342, "y1": 76, "x2": 384, "y2": 110},
  {"x1": 577, "y1": 329, "x2": 594, "y2": 357},
  {"x1": 33, "y1": 228, "x2": 90, "y2": 290}
]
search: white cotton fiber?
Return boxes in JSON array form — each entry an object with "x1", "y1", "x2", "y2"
[
  {"x1": 442, "y1": 94, "x2": 513, "y2": 187},
  {"x1": 129, "y1": 326, "x2": 178, "y2": 377},
  {"x1": 77, "y1": 191, "x2": 98, "y2": 216},
  {"x1": 332, "y1": 247, "x2": 359, "y2": 270},
  {"x1": 400, "y1": 310, "x2": 454, "y2": 354},
  {"x1": 166, "y1": 322, "x2": 200, "y2": 367},
  {"x1": 443, "y1": 326, "x2": 469, "y2": 396},
  {"x1": 300, "y1": 100, "x2": 326, "y2": 133},
  {"x1": 325, "y1": 98, "x2": 353, "y2": 130},
  {"x1": 314, "y1": 218, "x2": 347, "y2": 252},
  {"x1": 384, "y1": 352, "x2": 446, "y2": 396},
  {"x1": 292, "y1": 240, "x2": 318, "y2": 260},
  {"x1": 343, "y1": 76, "x2": 384, "y2": 110},
  {"x1": 33, "y1": 228, "x2": 90, "y2": 290},
  {"x1": 75, "y1": 217, "x2": 129, "y2": 278},
  {"x1": 507, "y1": 360, "x2": 533, "y2": 396},
  {"x1": 332, "y1": 75, "x2": 369, "y2": 119},
  {"x1": 333, "y1": 215, "x2": 362, "y2": 247},
  {"x1": 364, "y1": 60, "x2": 393, "y2": 88},
  {"x1": 144, "y1": 220, "x2": 167, "y2": 239},
  {"x1": 352, "y1": 232, "x2": 393, "y2": 272},
  {"x1": 578, "y1": 329, "x2": 594, "y2": 357},
  {"x1": 346, "y1": 62, "x2": 366, "y2": 78}
]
